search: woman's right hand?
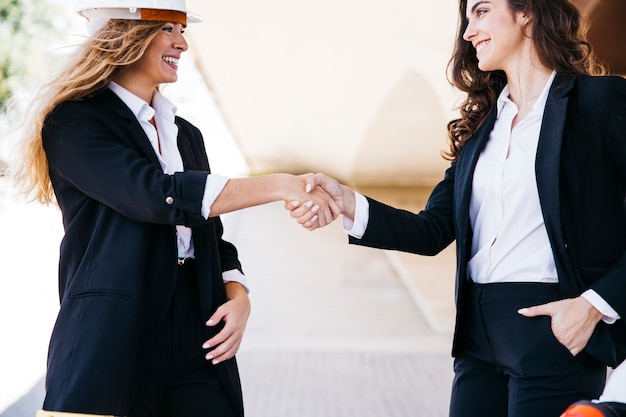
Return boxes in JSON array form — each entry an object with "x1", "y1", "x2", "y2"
[{"x1": 286, "y1": 173, "x2": 354, "y2": 231}]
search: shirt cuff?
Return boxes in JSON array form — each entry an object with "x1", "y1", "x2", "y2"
[
  {"x1": 343, "y1": 192, "x2": 369, "y2": 239},
  {"x1": 201, "y1": 174, "x2": 230, "y2": 219},
  {"x1": 582, "y1": 289, "x2": 620, "y2": 324},
  {"x1": 223, "y1": 269, "x2": 249, "y2": 293}
]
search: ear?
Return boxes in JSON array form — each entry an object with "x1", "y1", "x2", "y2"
[
  {"x1": 520, "y1": 13, "x2": 529, "y2": 25},
  {"x1": 516, "y1": 11, "x2": 531, "y2": 31}
]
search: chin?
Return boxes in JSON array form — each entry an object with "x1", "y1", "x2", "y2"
[
  {"x1": 477, "y1": 61, "x2": 496, "y2": 72},
  {"x1": 161, "y1": 75, "x2": 178, "y2": 84}
]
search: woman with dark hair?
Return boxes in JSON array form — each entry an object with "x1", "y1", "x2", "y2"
[
  {"x1": 288, "y1": 0, "x2": 626, "y2": 416},
  {"x1": 16, "y1": 1, "x2": 335, "y2": 416}
]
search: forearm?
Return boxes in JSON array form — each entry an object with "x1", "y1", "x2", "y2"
[{"x1": 210, "y1": 173, "x2": 302, "y2": 217}]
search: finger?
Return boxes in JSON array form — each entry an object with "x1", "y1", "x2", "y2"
[
  {"x1": 517, "y1": 303, "x2": 551, "y2": 317},
  {"x1": 303, "y1": 215, "x2": 319, "y2": 231},
  {"x1": 204, "y1": 332, "x2": 238, "y2": 364},
  {"x1": 292, "y1": 201, "x2": 313, "y2": 214},
  {"x1": 294, "y1": 202, "x2": 318, "y2": 224},
  {"x1": 203, "y1": 321, "x2": 229, "y2": 350},
  {"x1": 284, "y1": 200, "x2": 300, "y2": 210},
  {"x1": 328, "y1": 199, "x2": 341, "y2": 219},
  {"x1": 206, "y1": 306, "x2": 227, "y2": 328},
  {"x1": 203, "y1": 316, "x2": 234, "y2": 356},
  {"x1": 317, "y1": 204, "x2": 333, "y2": 226},
  {"x1": 204, "y1": 328, "x2": 237, "y2": 362},
  {"x1": 203, "y1": 309, "x2": 229, "y2": 352},
  {"x1": 290, "y1": 200, "x2": 314, "y2": 219},
  {"x1": 295, "y1": 208, "x2": 318, "y2": 225},
  {"x1": 209, "y1": 338, "x2": 241, "y2": 364}
]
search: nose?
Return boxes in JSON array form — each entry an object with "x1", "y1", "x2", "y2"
[
  {"x1": 463, "y1": 20, "x2": 476, "y2": 42},
  {"x1": 174, "y1": 31, "x2": 188, "y2": 52}
]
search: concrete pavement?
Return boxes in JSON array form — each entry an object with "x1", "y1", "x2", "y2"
[{"x1": 0, "y1": 178, "x2": 456, "y2": 417}]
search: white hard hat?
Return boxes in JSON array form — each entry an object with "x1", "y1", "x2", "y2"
[{"x1": 74, "y1": 0, "x2": 203, "y2": 35}]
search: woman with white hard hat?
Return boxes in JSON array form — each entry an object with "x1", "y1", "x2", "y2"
[{"x1": 17, "y1": 1, "x2": 337, "y2": 416}]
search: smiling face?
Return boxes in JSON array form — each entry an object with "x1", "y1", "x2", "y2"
[
  {"x1": 115, "y1": 22, "x2": 188, "y2": 102},
  {"x1": 463, "y1": 0, "x2": 528, "y2": 73}
]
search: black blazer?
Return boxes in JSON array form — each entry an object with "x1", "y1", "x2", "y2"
[
  {"x1": 351, "y1": 73, "x2": 626, "y2": 367},
  {"x1": 41, "y1": 89, "x2": 244, "y2": 416}
]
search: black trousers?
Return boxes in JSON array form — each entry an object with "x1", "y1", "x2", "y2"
[
  {"x1": 129, "y1": 260, "x2": 238, "y2": 417},
  {"x1": 450, "y1": 282, "x2": 606, "y2": 417}
]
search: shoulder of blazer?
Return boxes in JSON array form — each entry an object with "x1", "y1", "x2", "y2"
[
  {"x1": 44, "y1": 89, "x2": 161, "y2": 167},
  {"x1": 550, "y1": 72, "x2": 626, "y2": 102},
  {"x1": 545, "y1": 73, "x2": 626, "y2": 131},
  {"x1": 47, "y1": 88, "x2": 137, "y2": 126}
]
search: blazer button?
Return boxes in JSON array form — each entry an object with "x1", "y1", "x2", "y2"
[{"x1": 166, "y1": 196, "x2": 174, "y2": 205}]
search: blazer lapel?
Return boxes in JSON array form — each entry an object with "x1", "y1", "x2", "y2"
[
  {"x1": 101, "y1": 89, "x2": 162, "y2": 168},
  {"x1": 176, "y1": 124, "x2": 198, "y2": 171},
  {"x1": 535, "y1": 73, "x2": 574, "y2": 216},
  {"x1": 455, "y1": 109, "x2": 497, "y2": 239},
  {"x1": 535, "y1": 74, "x2": 588, "y2": 296}
]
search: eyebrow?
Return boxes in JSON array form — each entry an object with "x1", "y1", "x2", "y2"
[{"x1": 469, "y1": 0, "x2": 490, "y2": 15}]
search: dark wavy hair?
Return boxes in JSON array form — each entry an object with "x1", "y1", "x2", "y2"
[{"x1": 444, "y1": 0, "x2": 605, "y2": 160}]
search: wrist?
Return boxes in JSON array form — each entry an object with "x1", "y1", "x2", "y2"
[
  {"x1": 579, "y1": 296, "x2": 604, "y2": 323},
  {"x1": 341, "y1": 185, "x2": 356, "y2": 219},
  {"x1": 268, "y1": 173, "x2": 294, "y2": 201},
  {"x1": 225, "y1": 281, "x2": 249, "y2": 300}
]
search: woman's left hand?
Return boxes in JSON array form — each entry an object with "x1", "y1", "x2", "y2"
[
  {"x1": 203, "y1": 282, "x2": 251, "y2": 365},
  {"x1": 518, "y1": 297, "x2": 604, "y2": 356}
]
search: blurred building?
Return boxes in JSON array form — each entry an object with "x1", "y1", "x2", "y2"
[{"x1": 186, "y1": 0, "x2": 626, "y2": 187}]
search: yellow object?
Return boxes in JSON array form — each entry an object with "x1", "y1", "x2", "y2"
[{"x1": 36, "y1": 411, "x2": 116, "y2": 417}]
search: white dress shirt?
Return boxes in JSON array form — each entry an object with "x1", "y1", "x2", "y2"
[
  {"x1": 108, "y1": 82, "x2": 247, "y2": 289},
  {"x1": 467, "y1": 72, "x2": 557, "y2": 284},
  {"x1": 345, "y1": 72, "x2": 618, "y2": 322},
  {"x1": 597, "y1": 359, "x2": 626, "y2": 403}
]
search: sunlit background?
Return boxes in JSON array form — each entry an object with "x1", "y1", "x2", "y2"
[{"x1": 1, "y1": 1, "x2": 624, "y2": 416}]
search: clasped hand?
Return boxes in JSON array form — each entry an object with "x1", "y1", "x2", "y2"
[{"x1": 285, "y1": 173, "x2": 348, "y2": 231}]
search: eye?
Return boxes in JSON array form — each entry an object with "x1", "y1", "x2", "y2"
[
  {"x1": 162, "y1": 24, "x2": 185, "y2": 34},
  {"x1": 476, "y1": 8, "x2": 487, "y2": 17}
]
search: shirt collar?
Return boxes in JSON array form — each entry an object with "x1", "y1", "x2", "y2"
[
  {"x1": 152, "y1": 89, "x2": 178, "y2": 123},
  {"x1": 107, "y1": 82, "x2": 177, "y2": 123}
]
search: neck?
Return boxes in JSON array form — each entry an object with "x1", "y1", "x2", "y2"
[
  {"x1": 504, "y1": 44, "x2": 553, "y2": 108},
  {"x1": 113, "y1": 72, "x2": 156, "y2": 104},
  {"x1": 506, "y1": 67, "x2": 552, "y2": 107}
]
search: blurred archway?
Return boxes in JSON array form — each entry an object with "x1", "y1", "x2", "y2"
[{"x1": 186, "y1": 0, "x2": 625, "y2": 185}]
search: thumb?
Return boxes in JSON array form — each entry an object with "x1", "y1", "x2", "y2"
[
  {"x1": 305, "y1": 176, "x2": 316, "y2": 193},
  {"x1": 518, "y1": 303, "x2": 551, "y2": 318},
  {"x1": 305, "y1": 173, "x2": 327, "y2": 193}
]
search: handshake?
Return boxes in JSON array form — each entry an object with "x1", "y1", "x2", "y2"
[{"x1": 283, "y1": 173, "x2": 356, "y2": 231}]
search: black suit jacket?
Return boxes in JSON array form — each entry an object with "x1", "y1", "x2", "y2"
[
  {"x1": 41, "y1": 89, "x2": 244, "y2": 416},
  {"x1": 351, "y1": 73, "x2": 626, "y2": 367}
]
